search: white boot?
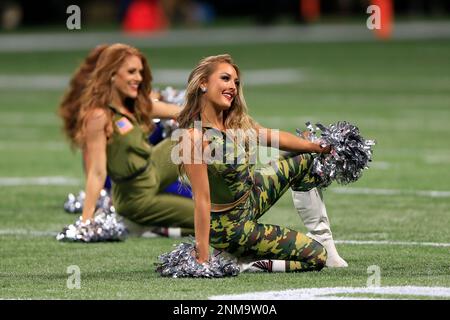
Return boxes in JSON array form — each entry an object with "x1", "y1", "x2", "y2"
[{"x1": 292, "y1": 188, "x2": 348, "y2": 268}]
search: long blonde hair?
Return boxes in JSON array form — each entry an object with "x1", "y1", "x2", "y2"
[
  {"x1": 75, "y1": 43, "x2": 153, "y2": 147},
  {"x1": 177, "y1": 55, "x2": 258, "y2": 181},
  {"x1": 177, "y1": 54, "x2": 257, "y2": 130}
]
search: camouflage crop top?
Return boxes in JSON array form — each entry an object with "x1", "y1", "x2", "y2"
[{"x1": 200, "y1": 124, "x2": 255, "y2": 207}]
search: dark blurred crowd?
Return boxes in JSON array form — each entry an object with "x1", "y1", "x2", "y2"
[{"x1": 1, "y1": 0, "x2": 450, "y2": 31}]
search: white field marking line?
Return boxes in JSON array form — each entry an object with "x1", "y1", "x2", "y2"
[
  {"x1": 330, "y1": 187, "x2": 450, "y2": 198},
  {"x1": 367, "y1": 161, "x2": 390, "y2": 170},
  {"x1": 209, "y1": 286, "x2": 450, "y2": 300},
  {"x1": 0, "y1": 112, "x2": 59, "y2": 126},
  {"x1": 2, "y1": 21, "x2": 450, "y2": 52},
  {"x1": 424, "y1": 154, "x2": 450, "y2": 165},
  {"x1": 334, "y1": 240, "x2": 450, "y2": 248},
  {"x1": 2, "y1": 176, "x2": 449, "y2": 199},
  {"x1": 0, "y1": 69, "x2": 303, "y2": 90},
  {"x1": 1, "y1": 228, "x2": 449, "y2": 249},
  {"x1": 0, "y1": 141, "x2": 66, "y2": 151},
  {"x1": 0, "y1": 176, "x2": 81, "y2": 186},
  {"x1": 257, "y1": 115, "x2": 450, "y2": 134},
  {"x1": 0, "y1": 229, "x2": 57, "y2": 237}
]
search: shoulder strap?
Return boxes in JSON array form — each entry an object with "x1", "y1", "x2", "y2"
[{"x1": 108, "y1": 104, "x2": 121, "y2": 115}]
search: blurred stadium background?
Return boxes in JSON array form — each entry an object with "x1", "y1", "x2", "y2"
[{"x1": 0, "y1": 0, "x2": 449, "y2": 300}]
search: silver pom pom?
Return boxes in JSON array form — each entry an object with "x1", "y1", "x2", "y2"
[
  {"x1": 155, "y1": 239, "x2": 240, "y2": 278},
  {"x1": 56, "y1": 209, "x2": 128, "y2": 242},
  {"x1": 160, "y1": 86, "x2": 186, "y2": 106},
  {"x1": 298, "y1": 121, "x2": 376, "y2": 188},
  {"x1": 63, "y1": 189, "x2": 115, "y2": 214},
  {"x1": 152, "y1": 86, "x2": 185, "y2": 139},
  {"x1": 63, "y1": 191, "x2": 84, "y2": 213}
]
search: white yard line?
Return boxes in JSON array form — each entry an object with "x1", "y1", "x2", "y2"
[
  {"x1": 0, "y1": 112, "x2": 59, "y2": 126},
  {"x1": 368, "y1": 161, "x2": 391, "y2": 170},
  {"x1": 330, "y1": 187, "x2": 450, "y2": 198},
  {"x1": 256, "y1": 114, "x2": 450, "y2": 129},
  {"x1": 209, "y1": 286, "x2": 450, "y2": 300},
  {"x1": 0, "y1": 141, "x2": 66, "y2": 151},
  {"x1": 0, "y1": 176, "x2": 80, "y2": 186},
  {"x1": 0, "y1": 69, "x2": 303, "y2": 90},
  {"x1": 1, "y1": 227, "x2": 448, "y2": 248},
  {"x1": 423, "y1": 154, "x2": 450, "y2": 165},
  {"x1": 0, "y1": 75, "x2": 69, "y2": 90},
  {"x1": 0, "y1": 229, "x2": 57, "y2": 237},
  {"x1": 1, "y1": 22, "x2": 450, "y2": 52},
  {"x1": 1, "y1": 176, "x2": 449, "y2": 198},
  {"x1": 335, "y1": 240, "x2": 450, "y2": 247}
]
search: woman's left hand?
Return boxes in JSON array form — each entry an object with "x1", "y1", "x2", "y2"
[
  {"x1": 314, "y1": 141, "x2": 331, "y2": 154},
  {"x1": 149, "y1": 90, "x2": 162, "y2": 101}
]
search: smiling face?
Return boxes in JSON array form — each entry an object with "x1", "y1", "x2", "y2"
[
  {"x1": 202, "y1": 62, "x2": 240, "y2": 111},
  {"x1": 112, "y1": 55, "x2": 143, "y2": 100}
]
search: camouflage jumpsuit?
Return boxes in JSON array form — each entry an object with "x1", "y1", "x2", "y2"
[{"x1": 203, "y1": 126, "x2": 327, "y2": 272}]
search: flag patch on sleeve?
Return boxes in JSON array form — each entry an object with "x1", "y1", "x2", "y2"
[{"x1": 115, "y1": 117, "x2": 134, "y2": 135}]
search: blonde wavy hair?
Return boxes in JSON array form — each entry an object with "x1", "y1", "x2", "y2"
[
  {"x1": 74, "y1": 43, "x2": 153, "y2": 147},
  {"x1": 177, "y1": 54, "x2": 257, "y2": 131},
  {"x1": 177, "y1": 55, "x2": 258, "y2": 181}
]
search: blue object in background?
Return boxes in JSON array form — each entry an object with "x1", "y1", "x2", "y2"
[
  {"x1": 104, "y1": 176, "x2": 112, "y2": 190},
  {"x1": 148, "y1": 119, "x2": 165, "y2": 145},
  {"x1": 163, "y1": 180, "x2": 193, "y2": 198}
]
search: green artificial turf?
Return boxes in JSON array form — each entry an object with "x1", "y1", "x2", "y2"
[{"x1": 0, "y1": 38, "x2": 449, "y2": 299}]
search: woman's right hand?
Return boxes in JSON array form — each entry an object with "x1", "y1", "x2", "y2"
[
  {"x1": 183, "y1": 128, "x2": 212, "y2": 266},
  {"x1": 80, "y1": 213, "x2": 93, "y2": 224},
  {"x1": 195, "y1": 243, "x2": 210, "y2": 264}
]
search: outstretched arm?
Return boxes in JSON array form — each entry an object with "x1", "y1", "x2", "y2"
[
  {"x1": 257, "y1": 126, "x2": 330, "y2": 154},
  {"x1": 150, "y1": 100, "x2": 183, "y2": 120},
  {"x1": 81, "y1": 109, "x2": 108, "y2": 222}
]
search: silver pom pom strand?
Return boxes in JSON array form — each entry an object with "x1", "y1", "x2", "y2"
[
  {"x1": 155, "y1": 238, "x2": 240, "y2": 278},
  {"x1": 152, "y1": 86, "x2": 185, "y2": 139},
  {"x1": 298, "y1": 121, "x2": 376, "y2": 188},
  {"x1": 63, "y1": 189, "x2": 115, "y2": 214},
  {"x1": 159, "y1": 86, "x2": 186, "y2": 106},
  {"x1": 56, "y1": 209, "x2": 128, "y2": 242}
]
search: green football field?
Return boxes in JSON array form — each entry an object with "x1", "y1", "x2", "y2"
[{"x1": 0, "y1": 38, "x2": 449, "y2": 299}]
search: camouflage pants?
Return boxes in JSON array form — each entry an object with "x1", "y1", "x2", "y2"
[{"x1": 210, "y1": 152, "x2": 327, "y2": 272}]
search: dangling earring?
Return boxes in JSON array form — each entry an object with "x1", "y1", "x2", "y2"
[
  {"x1": 201, "y1": 87, "x2": 207, "y2": 93},
  {"x1": 111, "y1": 76, "x2": 115, "y2": 82}
]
